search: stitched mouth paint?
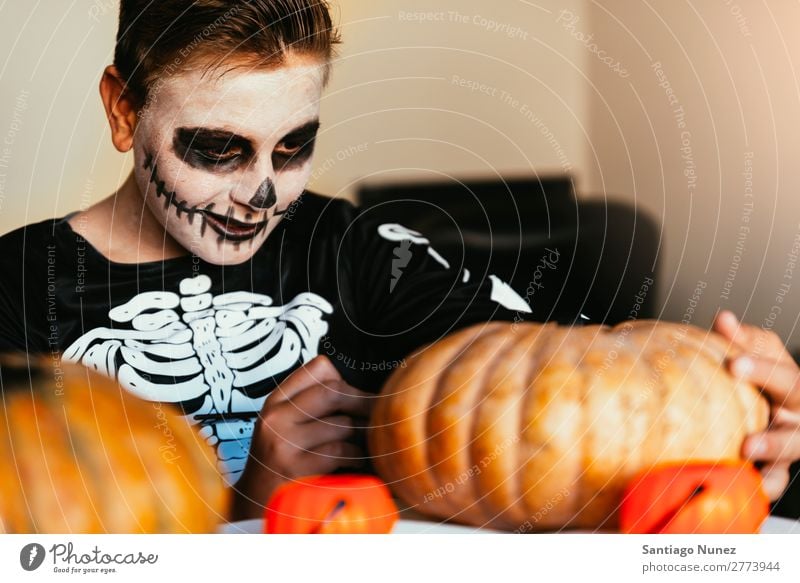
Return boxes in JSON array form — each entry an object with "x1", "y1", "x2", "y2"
[
  {"x1": 143, "y1": 152, "x2": 280, "y2": 244},
  {"x1": 200, "y1": 206, "x2": 268, "y2": 242}
]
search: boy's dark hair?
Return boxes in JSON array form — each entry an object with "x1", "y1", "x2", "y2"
[{"x1": 114, "y1": 0, "x2": 340, "y2": 106}]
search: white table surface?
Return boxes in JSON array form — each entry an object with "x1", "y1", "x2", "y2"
[{"x1": 218, "y1": 514, "x2": 800, "y2": 534}]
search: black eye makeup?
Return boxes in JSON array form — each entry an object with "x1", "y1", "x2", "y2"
[
  {"x1": 172, "y1": 128, "x2": 255, "y2": 171},
  {"x1": 171, "y1": 120, "x2": 319, "y2": 173},
  {"x1": 272, "y1": 120, "x2": 320, "y2": 171}
]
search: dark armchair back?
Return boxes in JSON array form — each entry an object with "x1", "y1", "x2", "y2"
[{"x1": 356, "y1": 175, "x2": 660, "y2": 325}]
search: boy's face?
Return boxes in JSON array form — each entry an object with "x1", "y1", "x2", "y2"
[{"x1": 131, "y1": 56, "x2": 325, "y2": 265}]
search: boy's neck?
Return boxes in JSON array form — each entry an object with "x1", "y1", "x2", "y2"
[{"x1": 68, "y1": 172, "x2": 187, "y2": 264}]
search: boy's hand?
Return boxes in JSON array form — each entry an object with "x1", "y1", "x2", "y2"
[
  {"x1": 230, "y1": 355, "x2": 372, "y2": 520},
  {"x1": 713, "y1": 310, "x2": 800, "y2": 500}
]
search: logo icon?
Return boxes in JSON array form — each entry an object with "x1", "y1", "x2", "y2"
[{"x1": 19, "y1": 543, "x2": 46, "y2": 571}]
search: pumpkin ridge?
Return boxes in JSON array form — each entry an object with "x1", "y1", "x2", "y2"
[
  {"x1": 551, "y1": 325, "x2": 588, "y2": 528},
  {"x1": 574, "y1": 328, "x2": 595, "y2": 529},
  {"x1": 651, "y1": 325, "x2": 692, "y2": 470},
  {"x1": 629, "y1": 329, "x2": 675, "y2": 468},
  {"x1": 0, "y1": 394, "x2": 30, "y2": 533},
  {"x1": 414, "y1": 326, "x2": 492, "y2": 506},
  {"x1": 122, "y1": 394, "x2": 206, "y2": 533},
  {"x1": 693, "y1": 342, "x2": 731, "y2": 458},
  {"x1": 95, "y1": 388, "x2": 175, "y2": 533},
  {"x1": 7, "y1": 398, "x2": 42, "y2": 532},
  {"x1": 668, "y1": 328, "x2": 732, "y2": 463},
  {"x1": 611, "y1": 327, "x2": 672, "y2": 527},
  {"x1": 584, "y1": 328, "x2": 650, "y2": 528},
  {"x1": 462, "y1": 328, "x2": 521, "y2": 526},
  {"x1": 375, "y1": 324, "x2": 487, "y2": 511},
  {"x1": 650, "y1": 329, "x2": 679, "y2": 463},
  {"x1": 716, "y1": 332, "x2": 768, "y2": 437},
  {"x1": 367, "y1": 350, "x2": 418, "y2": 488},
  {"x1": 728, "y1": 357, "x2": 750, "y2": 439},
  {"x1": 18, "y1": 392, "x2": 98, "y2": 532},
  {"x1": 162, "y1": 403, "x2": 230, "y2": 530},
  {"x1": 54, "y1": 393, "x2": 106, "y2": 533},
  {"x1": 59, "y1": 369, "x2": 150, "y2": 533},
  {"x1": 42, "y1": 390, "x2": 102, "y2": 533},
  {"x1": 477, "y1": 323, "x2": 547, "y2": 529},
  {"x1": 63, "y1": 389, "x2": 125, "y2": 532},
  {"x1": 670, "y1": 334, "x2": 711, "y2": 458},
  {"x1": 512, "y1": 323, "x2": 550, "y2": 528},
  {"x1": 582, "y1": 327, "x2": 666, "y2": 530},
  {"x1": 548, "y1": 326, "x2": 587, "y2": 530},
  {"x1": 515, "y1": 322, "x2": 563, "y2": 529},
  {"x1": 424, "y1": 323, "x2": 508, "y2": 520},
  {"x1": 81, "y1": 377, "x2": 162, "y2": 533}
]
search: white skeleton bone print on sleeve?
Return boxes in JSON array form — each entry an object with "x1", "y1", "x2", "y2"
[
  {"x1": 63, "y1": 274, "x2": 333, "y2": 485},
  {"x1": 376, "y1": 223, "x2": 532, "y2": 314}
]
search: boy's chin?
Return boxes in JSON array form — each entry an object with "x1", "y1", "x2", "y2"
[{"x1": 188, "y1": 239, "x2": 265, "y2": 266}]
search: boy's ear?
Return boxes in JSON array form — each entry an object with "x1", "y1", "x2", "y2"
[{"x1": 99, "y1": 65, "x2": 139, "y2": 152}]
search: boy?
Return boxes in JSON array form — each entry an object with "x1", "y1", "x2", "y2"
[
  {"x1": 0, "y1": 0, "x2": 534, "y2": 520},
  {"x1": 0, "y1": 0, "x2": 797, "y2": 521}
]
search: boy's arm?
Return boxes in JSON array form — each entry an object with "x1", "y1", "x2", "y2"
[
  {"x1": 0, "y1": 258, "x2": 33, "y2": 354},
  {"x1": 0, "y1": 297, "x2": 23, "y2": 352},
  {"x1": 348, "y1": 214, "x2": 537, "y2": 388}
]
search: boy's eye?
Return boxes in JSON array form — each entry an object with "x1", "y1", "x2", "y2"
[
  {"x1": 275, "y1": 137, "x2": 309, "y2": 157},
  {"x1": 273, "y1": 135, "x2": 316, "y2": 169},
  {"x1": 172, "y1": 127, "x2": 256, "y2": 171},
  {"x1": 197, "y1": 147, "x2": 242, "y2": 162}
]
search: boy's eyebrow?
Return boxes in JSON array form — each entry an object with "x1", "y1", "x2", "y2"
[
  {"x1": 173, "y1": 119, "x2": 320, "y2": 145},
  {"x1": 280, "y1": 119, "x2": 321, "y2": 139},
  {"x1": 174, "y1": 127, "x2": 254, "y2": 148}
]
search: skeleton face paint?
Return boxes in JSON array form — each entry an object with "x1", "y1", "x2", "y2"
[
  {"x1": 249, "y1": 177, "x2": 277, "y2": 210},
  {"x1": 131, "y1": 58, "x2": 325, "y2": 265}
]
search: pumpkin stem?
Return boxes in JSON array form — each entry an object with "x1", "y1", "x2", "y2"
[
  {"x1": 650, "y1": 484, "x2": 706, "y2": 534},
  {"x1": 311, "y1": 499, "x2": 347, "y2": 534}
]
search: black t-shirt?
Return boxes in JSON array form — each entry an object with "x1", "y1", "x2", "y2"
[{"x1": 0, "y1": 191, "x2": 535, "y2": 485}]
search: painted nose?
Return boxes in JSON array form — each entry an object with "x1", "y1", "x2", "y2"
[{"x1": 248, "y1": 177, "x2": 277, "y2": 210}]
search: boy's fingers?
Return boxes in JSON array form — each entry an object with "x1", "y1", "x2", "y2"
[
  {"x1": 275, "y1": 381, "x2": 373, "y2": 422},
  {"x1": 713, "y1": 310, "x2": 740, "y2": 343},
  {"x1": 758, "y1": 462, "x2": 791, "y2": 501},
  {"x1": 295, "y1": 416, "x2": 356, "y2": 452},
  {"x1": 327, "y1": 384, "x2": 374, "y2": 418},
  {"x1": 743, "y1": 429, "x2": 800, "y2": 464},
  {"x1": 294, "y1": 442, "x2": 366, "y2": 476},
  {"x1": 714, "y1": 310, "x2": 755, "y2": 353},
  {"x1": 771, "y1": 405, "x2": 800, "y2": 427},
  {"x1": 731, "y1": 356, "x2": 800, "y2": 411},
  {"x1": 266, "y1": 355, "x2": 343, "y2": 405},
  {"x1": 311, "y1": 441, "x2": 366, "y2": 462},
  {"x1": 715, "y1": 310, "x2": 795, "y2": 364}
]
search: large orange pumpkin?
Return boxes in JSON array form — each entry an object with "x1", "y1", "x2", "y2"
[
  {"x1": 0, "y1": 353, "x2": 229, "y2": 533},
  {"x1": 368, "y1": 320, "x2": 769, "y2": 531}
]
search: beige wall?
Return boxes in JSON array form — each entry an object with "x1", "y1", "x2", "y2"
[
  {"x1": 584, "y1": 0, "x2": 800, "y2": 348},
  {"x1": 0, "y1": 0, "x2": 590, "y2": 234},
  {"x1": 311, "y1": 0, "x2": 589, "y2": 196},
  {"x1": 0, "y1": 1, "x2": 128, "y2": 231},
  {"x1": 2, "y1": 1, "x2": 800, "y2": 348}
]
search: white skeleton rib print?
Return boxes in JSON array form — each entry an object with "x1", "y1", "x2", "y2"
[{"x1": 63, "y1": 274, "x2": 334, "y2": 485}]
